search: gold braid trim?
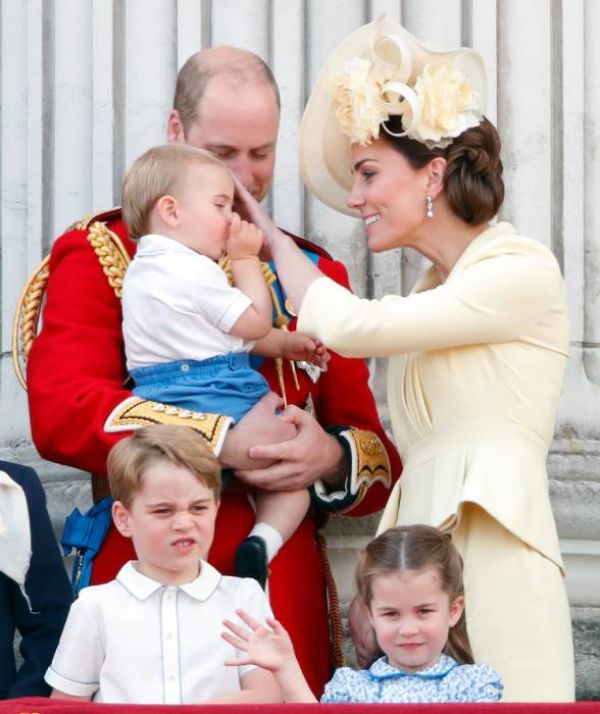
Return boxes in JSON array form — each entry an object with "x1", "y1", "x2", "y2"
[
  {"x1": 86, "y1": 221, "x2": 131, "y2": 298},
  {"x1": 12, "y1": 218, "x2": 131, "y2": 391},
  {"x1": 67, "y1": 213, "x2": 93, "y2": 231},
  {"x1": 349, "y1": 428, "x2": 392, "y2": 509},
  {"x1": 104, "y1": 397, "x2": 232, "y2": 454},
  {"x1": 316, "y1": 531, "x2": 345, "y2": 670},
  {"x1": 219, "y1": 256, "x2": 298, "y2": 403},
  {"x1": 11, "y1": 256, "x2": 50, "y2": 390},
  {"x1": 219, "y1": 257, "x2": 285, "y2": 319},
  {"x1": 323, "y1": 428, "x2": 393, "y2": 515}
]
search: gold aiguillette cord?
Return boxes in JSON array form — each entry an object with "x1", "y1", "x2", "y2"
[{"x1": 220, "y1": 255, "x2": 300, "y2": 406}]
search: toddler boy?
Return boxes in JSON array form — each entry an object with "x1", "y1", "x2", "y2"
[
  {"x1": 45, "y1": 424, "x2": 281, "y2": 704},
  {"x1": 121, "y1": 145, "x2": 328, "y2": 587}
]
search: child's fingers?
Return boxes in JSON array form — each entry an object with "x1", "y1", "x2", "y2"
[
  {"x1": 235, "y1": 608, "x2": 265, "y2": 632},
  {"x1": 229, "y1": 212, "x2": 241, "y2": 235},
  {"x1": 299, "y1": 336, "x2": 319, "y2": 353},
  {"x1": 252, "y1": 226, "x2": 265, "y2": 247},
  {"x1": 221, "y1": 631, "x2": 248, "y2": 651},
  {"x1": 234, "y1": 221, "x2": 263, "y2": 250},
  {"x1": 267, "y1": 617, "x2": 288, "y2": 637},
  {"x1": 221, "y1": 626, "x2": 246, "y2": 644},
  {"x1": 222, "y1": 618, "x2": 251, "y2": 641}
]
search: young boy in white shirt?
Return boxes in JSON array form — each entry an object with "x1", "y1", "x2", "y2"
[
  {"x1": 120, "y1": 145, "x2": 328, "y2": 588},
  {"x1": 45, "y1": 424, "x2": 282, "y2": 704}
]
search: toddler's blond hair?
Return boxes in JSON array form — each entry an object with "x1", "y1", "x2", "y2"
[{"x1": 122, "y1": 144, "x2": 227, "y2": 240}]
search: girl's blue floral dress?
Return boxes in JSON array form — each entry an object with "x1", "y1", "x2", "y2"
[{"x1": 321, "y1": 654, "x2": 503, "y2": 703}]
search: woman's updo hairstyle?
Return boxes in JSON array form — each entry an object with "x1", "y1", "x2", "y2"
[{"x1": 381, "y1": 116, "x2": 504, "y2": 225}]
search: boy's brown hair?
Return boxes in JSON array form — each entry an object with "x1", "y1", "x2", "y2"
[
  {"x1": 121, "y1": 143, "x2": 227, "y2": 240},
  {"x1": 107, "y1": 424, "x2": 221, "y2": 508}
]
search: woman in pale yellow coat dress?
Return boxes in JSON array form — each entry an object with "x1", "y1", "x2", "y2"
[{"x1": 237, "y1": 18, "x2": 574, "y2": 703}]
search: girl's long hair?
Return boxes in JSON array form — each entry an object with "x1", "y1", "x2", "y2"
[{"x1": 355, "y1": 524, "x2": 474, "y2": 665}]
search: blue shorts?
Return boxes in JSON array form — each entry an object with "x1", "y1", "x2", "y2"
[{"x1": 130, "y1": 353, "x2": 270, "y2": 423}]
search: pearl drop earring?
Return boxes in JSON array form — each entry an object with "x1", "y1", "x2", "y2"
[{"x1": 426, "y1": 195, "x2": 434, "y2": 219}]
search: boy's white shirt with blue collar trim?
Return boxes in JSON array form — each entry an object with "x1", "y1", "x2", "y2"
[
  {"x1": 116, "y1": 559, "x2": 221, "y2": 601},
  {"x1": 45, "y1": 559, "x2": 272, "y2": 704}
]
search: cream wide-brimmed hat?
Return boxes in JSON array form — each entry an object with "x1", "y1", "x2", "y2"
[{"x1": 299, "y1": 17, "x2": 487, "y2": 216}]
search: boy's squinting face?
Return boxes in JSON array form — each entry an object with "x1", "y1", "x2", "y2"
[
  {"x1": 113, "y1": 460, "x2": 219, "y2": 585},
  {"x1": 175, "y1": 164, "x2": 234, "y2": 260},
  {"x1": 368, "y1": 568, "x2": 464, "y2": 673}
]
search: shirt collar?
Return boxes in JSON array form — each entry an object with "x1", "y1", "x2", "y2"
[
  {"x1": 136, "y1": 233, "x2": 200, "y2": 258},
  {"x1": 368, "y1": 654, "x2": 459, "y2": 680},
  {"x1": 116, "y1": 559, "x2": 222, "y2": 601}
]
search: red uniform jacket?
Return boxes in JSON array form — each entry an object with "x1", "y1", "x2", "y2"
[{"x1": 27, "y1": 210, "x2": 401, "y2": 696}]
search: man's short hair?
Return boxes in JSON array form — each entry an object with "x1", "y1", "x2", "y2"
[
  {"x1": 121, "y1": 143, "x2": 226, "y2": 240},
  {"x1": 173, "y1": 48, "x2": 281, "y2": 136},
  {"x1": 107, "y1": 424, "x2": 222, "y2": 508}
]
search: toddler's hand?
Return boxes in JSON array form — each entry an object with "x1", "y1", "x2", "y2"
[
  {"x1": 222, "y1": 609, "x2": 295, "y2": 673},
  {"x1": 227, "y1": 212, "x2": 264, "y2": 260},
  {"x1": 232, "y1": 175, "x2": 278, "y2": 257},
  {"x1": 282, "y1": 332, "x2": 330, "y2": 368}
]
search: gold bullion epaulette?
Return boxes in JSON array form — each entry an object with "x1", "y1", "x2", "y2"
[{"x1": 104, "y1": 397, "x2": 233, "y2": 454}]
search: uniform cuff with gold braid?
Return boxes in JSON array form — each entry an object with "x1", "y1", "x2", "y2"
[
  {"x1": 104, "y1": 397, "x2": 233, "y2": 455},
  {"x1": 309, "y1": 426, "x2": 393, "y2": 513}
]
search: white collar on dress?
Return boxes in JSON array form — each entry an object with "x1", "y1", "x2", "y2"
[
  {"x1": 368, "y1": 654, "x2": 459, "y2": 680},
  {"x1": 116, "y1": 559, "x2": 222, "y2": 601}
]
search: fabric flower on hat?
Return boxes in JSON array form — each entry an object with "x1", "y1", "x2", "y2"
[
  {"x1": 334, "y1": 58, "x2": 387, "y2": 146},
  {"x1": 411, "y1": 64, "x2": 480, "y2": 147},
  {"x1": 331, "y1": 24, "x2": 483, "y2": 150}
]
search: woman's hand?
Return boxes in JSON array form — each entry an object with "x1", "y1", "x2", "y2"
[
  {"x1": 233, "y1": 173, "x2": 323, "y2": 311},
  {"x1": 232, "y1": 175, "x2": 283, "y2": 257},
  {"x1": 222, "y1": 609, "x2": 295, "y2": 673}
]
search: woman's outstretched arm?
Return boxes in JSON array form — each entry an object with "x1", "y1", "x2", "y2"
[{"x1": 233, "y1": 176, "x2": 325, "y2": 312}]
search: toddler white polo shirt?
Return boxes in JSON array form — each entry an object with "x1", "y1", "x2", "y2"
[{"x1": 123, "y1": 234, "x2": 253, "y2": 371}]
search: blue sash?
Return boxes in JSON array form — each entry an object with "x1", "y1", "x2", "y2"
[{"x1": 61, "y1": 496, "x2": 113, "y2": 595}]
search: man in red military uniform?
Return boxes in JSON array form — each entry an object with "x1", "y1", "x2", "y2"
[{"x1": 27, "y1": 47, "x2": 401, "y2": 696}]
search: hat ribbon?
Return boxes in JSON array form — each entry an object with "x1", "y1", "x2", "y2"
[{"x1": 368, "y1": 22, "x2": 423, "y2": 138}]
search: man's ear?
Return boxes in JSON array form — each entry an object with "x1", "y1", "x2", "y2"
[
  {"x1": 449, "y1": 595, "x2": 465, "y2": 628},
  {"x1": 426, "y1": 157, "x2": 447, "y2": 198},
  {"x1": 167, "y1": 110, "x2": 185, "y2": 144},
  {"x1": 155, "y1": 195, "x2": 179, "y2": 228},
  {"x1": 112, "y1": 500, "x2": 133, "y2": 539}
]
